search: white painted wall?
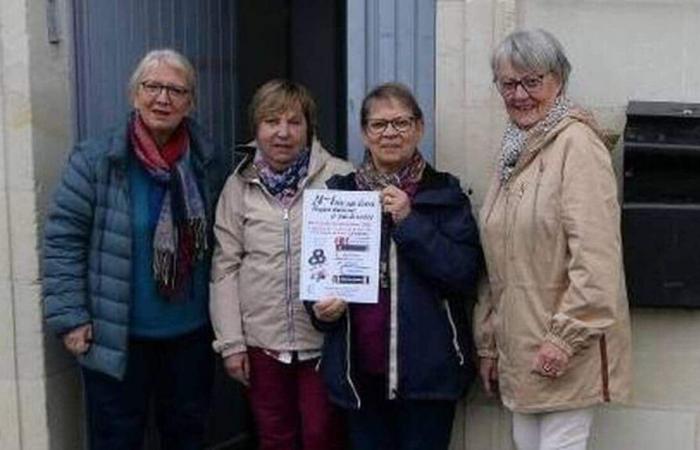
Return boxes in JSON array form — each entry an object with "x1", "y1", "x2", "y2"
[
  {"x1": 0, "y1": 0, "x2": 82, "y2": 449},
  {"x1": 437, "y1": 1, "x2": 700, "y2": 449},
  {"x1": 3, "y1": 0, "x2": 700, "y2": 448}
]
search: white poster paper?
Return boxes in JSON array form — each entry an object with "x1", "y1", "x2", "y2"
[{"x1": 300, "y1": 189, "x2": 381, "y2": 303}]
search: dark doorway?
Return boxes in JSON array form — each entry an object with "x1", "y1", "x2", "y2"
[{"x1": 235, "y1": 0, "x2": 346, "y2": 157}]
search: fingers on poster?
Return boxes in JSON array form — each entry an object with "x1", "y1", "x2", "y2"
[{"x1": 300, "y1": 189, "x2": 381, "y2": 303}]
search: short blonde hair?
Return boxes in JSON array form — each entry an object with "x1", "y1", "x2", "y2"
[
  {"x1": 249, "y1": 79, "x2": 317, "y2": 145},
  {"x1": 128, "y1": 49, "x2": 197, "y2": 106}
]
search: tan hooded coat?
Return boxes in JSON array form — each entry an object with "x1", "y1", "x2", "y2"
[
  {"x1": 210, "y1": 141, "x2": 352, "y2": 358},
  {"x1": 474, "y1": 115, "x2": 632, "y2": 413}
]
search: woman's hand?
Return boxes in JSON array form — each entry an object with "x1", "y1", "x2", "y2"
[
  {"x1": 532, "y1": 341, "x2": 569, "y2": 378},
  {"x1": 313, "y1": 298, "x2": 347, "y2": 322},
  {"x1": 62, "y1": 323, "x2": 93, "y2": 356},
  {"x1": 479, "y1": 357, "x2": 499, "y2": 396},
  {"x1": 381, "y1": 185, "x2": 411, "y2": 223},
  {"x1": 224, "y1": 351, "x2": 250, "y2": 386}
]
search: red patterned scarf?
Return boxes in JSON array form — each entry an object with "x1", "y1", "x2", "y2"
[
  {"x1": 130, "y1": 113, "x2": 207, "y2": 298},
  {"x1": 355, "y1": 149, "x2": 426, "y2": 198}
]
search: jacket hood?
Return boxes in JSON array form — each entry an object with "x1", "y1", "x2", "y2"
[{"x1": 567, "y1": 105, "x2": 615, "y2": 151}]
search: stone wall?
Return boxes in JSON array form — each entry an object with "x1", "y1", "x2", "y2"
[
  {"x1": 0, "y1": 0, "x2": 81, "y2": 448},
  {"x1": 436, "y1": 1, "x2": 700, "y2": 449}
]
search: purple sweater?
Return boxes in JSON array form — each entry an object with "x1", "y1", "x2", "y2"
[{"x1": 351, "y1": 285, "x2": 390, "y2": 375}]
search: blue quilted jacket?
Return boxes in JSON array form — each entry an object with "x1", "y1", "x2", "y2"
[{"x1": 42, "y1": 116, "x2": 230, "y2": 379}]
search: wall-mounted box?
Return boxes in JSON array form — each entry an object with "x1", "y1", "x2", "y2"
[{"x1": 622, "y1": 101, "x2": 700, "y2": 307}]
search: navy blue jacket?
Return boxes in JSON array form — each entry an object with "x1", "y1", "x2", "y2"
[
  {"x1": 42, "y1": 116, "x2": 230, "y2": 379},
  {"x1": 315, "y1": 165, "x2": 482, "y2": 409}
]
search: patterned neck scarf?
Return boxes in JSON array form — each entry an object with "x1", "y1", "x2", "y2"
[
  {"x1": 254, "y1": 148, "x2": 311, "y2": 207},
  {"x1": 130, "y1": 113, "x2": 207, "y2": 298},
  {"x1": 498, "y1": 96, "x2": 572, "y2": 184},
  {"x1": 355, "y1": 149, "x2": 426, "y2": 198}
]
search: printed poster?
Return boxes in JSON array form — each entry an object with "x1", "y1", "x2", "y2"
[{"x1": 300, "y1": 189, "x2": 381, "y2": 303}]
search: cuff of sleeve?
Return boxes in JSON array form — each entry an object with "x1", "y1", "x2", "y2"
[
  {"x1": 544, "y1": 332, "x2": 574, "y2": 357},
  {"x1": 212, "y1": 340, "x2": 246, "y2": 358},
  {"x1": 477, "y1": 348, "x2": 498, "y2": 359}
]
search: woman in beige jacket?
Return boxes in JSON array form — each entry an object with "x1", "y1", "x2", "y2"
[
  {"x1": 209, "y1": 79, "x2": 352, "y2": 450},
  {"x1": 474, "y1": 29, "x2": 632, "y2": 450}
]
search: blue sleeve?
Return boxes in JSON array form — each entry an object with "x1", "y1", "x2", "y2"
[
  {"x1": 42, "y1": 148, "x2": 95, "y2": 336},
  {"x1": 392, "y1": 192, "x2": 482, "y2": 296}
]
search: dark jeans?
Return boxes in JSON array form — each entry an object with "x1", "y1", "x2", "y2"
[
  {"x1": 348, "y1": 375, "x2": 456, "y2": 450},
  {"x1": 82, "y1": 327, "x2": 215, "y2": 450}
]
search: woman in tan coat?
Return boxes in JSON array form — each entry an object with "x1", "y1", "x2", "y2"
[
  {"x1": 474, "y1": 29, "x2": 632, "y2": 450},
  {"x1": 210, "y1": 80, "x2": 351, "y2": 450}
]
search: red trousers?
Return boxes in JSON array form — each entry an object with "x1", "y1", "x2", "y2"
[{"x1": 247, "y1": 347, "x2": 345, "y2": 450}]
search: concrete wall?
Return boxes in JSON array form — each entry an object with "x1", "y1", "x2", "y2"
[
  {"x1": 437, "y1": 1, "x2": 700, "y2": 449},
  {"x1": 0, "y1": 0, "x2": 81, "y2": 449},
  {"x1": 3, "y1": 0, "x2": 700, "y2": 449}
]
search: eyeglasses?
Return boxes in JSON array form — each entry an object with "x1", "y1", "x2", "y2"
[
  {"x1": 365, "y1": 116, "x2": 415, "y2": 135},
  {"x1": 140, "y1": 81, "x2": 190, "y2": 101},
  {"x1": 495, "y1": 74, "x2": 546, "y2": 96}
]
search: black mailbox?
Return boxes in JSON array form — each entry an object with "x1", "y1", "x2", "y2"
[{"x1": 622, "y1": 101, "x2": 700, "y2": 307}]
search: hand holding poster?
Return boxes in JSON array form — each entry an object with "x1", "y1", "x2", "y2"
[{"x1": 300, "y1": 189, "x2": 381, "y2": 303}]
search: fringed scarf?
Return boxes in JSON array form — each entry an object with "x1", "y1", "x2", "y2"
[
  {"x1": 355, "y1": 149, "x2": 426, "y2": 198},
  {"x1": 254, "y1": 149, "x2": 311, "y2": 207},
  {"x1": 498, "y1": 96, "x2": 572, "y2": 184},
  {"x1": 130, "y1": 113, "x2": 207, "y2": 298}
]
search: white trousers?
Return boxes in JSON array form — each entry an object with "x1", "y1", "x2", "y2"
[{"x1": 512, "y1": 407, "x2": 594, "y2": 450}]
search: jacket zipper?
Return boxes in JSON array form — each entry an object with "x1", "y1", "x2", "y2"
[
  {"x1": 501, "y1": 182, "x2": 520, "y2": 356},
  {"x1": 530, "y1": 160, "x2": 546, "y2": 257},
  {"x1": 253, "y1": 177, "x2": 296, "y2": 347},
  {"x1": 283, "y1": 207, "x2": 295, "y2": 346},
  {"x1": 443, "y1": 300, "x2": 465, "y2": 365},
  {"x1": 344, "y1": 314, "x2": 362, "y2": 408},
  {"x1": 388, "y1": 241, "x2": 400, "y2": 399}
]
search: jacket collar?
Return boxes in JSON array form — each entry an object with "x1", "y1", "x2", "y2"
[
  {"x1": 107, "y1": 113, "x2": 215, "y2": 167},
  {"x1": 413, "y1": 165, "x2": 466, "y2": 206},
  {"x1": 329, "y1": 164, "x2": 466, "y2": 207},
  {"x1": 235, "y1": 138, "x2": 334, "y2": 184}
]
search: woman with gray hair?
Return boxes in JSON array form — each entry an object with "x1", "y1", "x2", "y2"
[
  {"x1": 43, "y1": 49, "x2": 230, "y2": 449},
  {"x1": 474, "y1": 29, "x2": 632, "y2": 449}
]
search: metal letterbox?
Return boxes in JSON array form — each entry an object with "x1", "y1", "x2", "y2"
[{"x1": 622, "y1": 101, "x2": 700, "y2": 307}]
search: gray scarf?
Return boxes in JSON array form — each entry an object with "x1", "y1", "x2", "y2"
[{"x1": 498, "y1": 96, "x2": 572, "y2": 184}]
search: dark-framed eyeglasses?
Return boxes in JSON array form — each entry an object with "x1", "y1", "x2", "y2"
[
  {"x1": 140, "y1": 81, "x2": 190, "y2": 100},
  {"x1": 495, "y1": 74, "x2": 546, "y2": 96},
  {"x1": 365, "y1": 116, "x2": 415, "y2": 135}
]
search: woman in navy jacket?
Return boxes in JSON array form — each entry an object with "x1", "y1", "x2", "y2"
[{"x1": 311, "y1": 82, "x2": 481, "y2": 450}]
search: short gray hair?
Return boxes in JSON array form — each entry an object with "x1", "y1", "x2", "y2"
[
  {"x1": 491, "y1": 29, "x2": 571, "y2": 91},
  {"x1": 128, "y1": 49, "x2": 197, "y2": 106}
]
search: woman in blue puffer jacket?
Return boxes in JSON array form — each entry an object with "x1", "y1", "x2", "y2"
[
  {"x1": 310, "y1": 82, "x2": 482, "y2": 450},
  {"x1": 42, "y1": 49, "x2": 230, "y2": 450}
]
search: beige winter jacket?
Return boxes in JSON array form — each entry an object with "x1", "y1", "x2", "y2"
[
  {"x1": 474, "y1": 116, "x2": 632, "y2": 413},
  {"x1": 210, "y1": 141, "x2": 352, "y2": 358}
]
